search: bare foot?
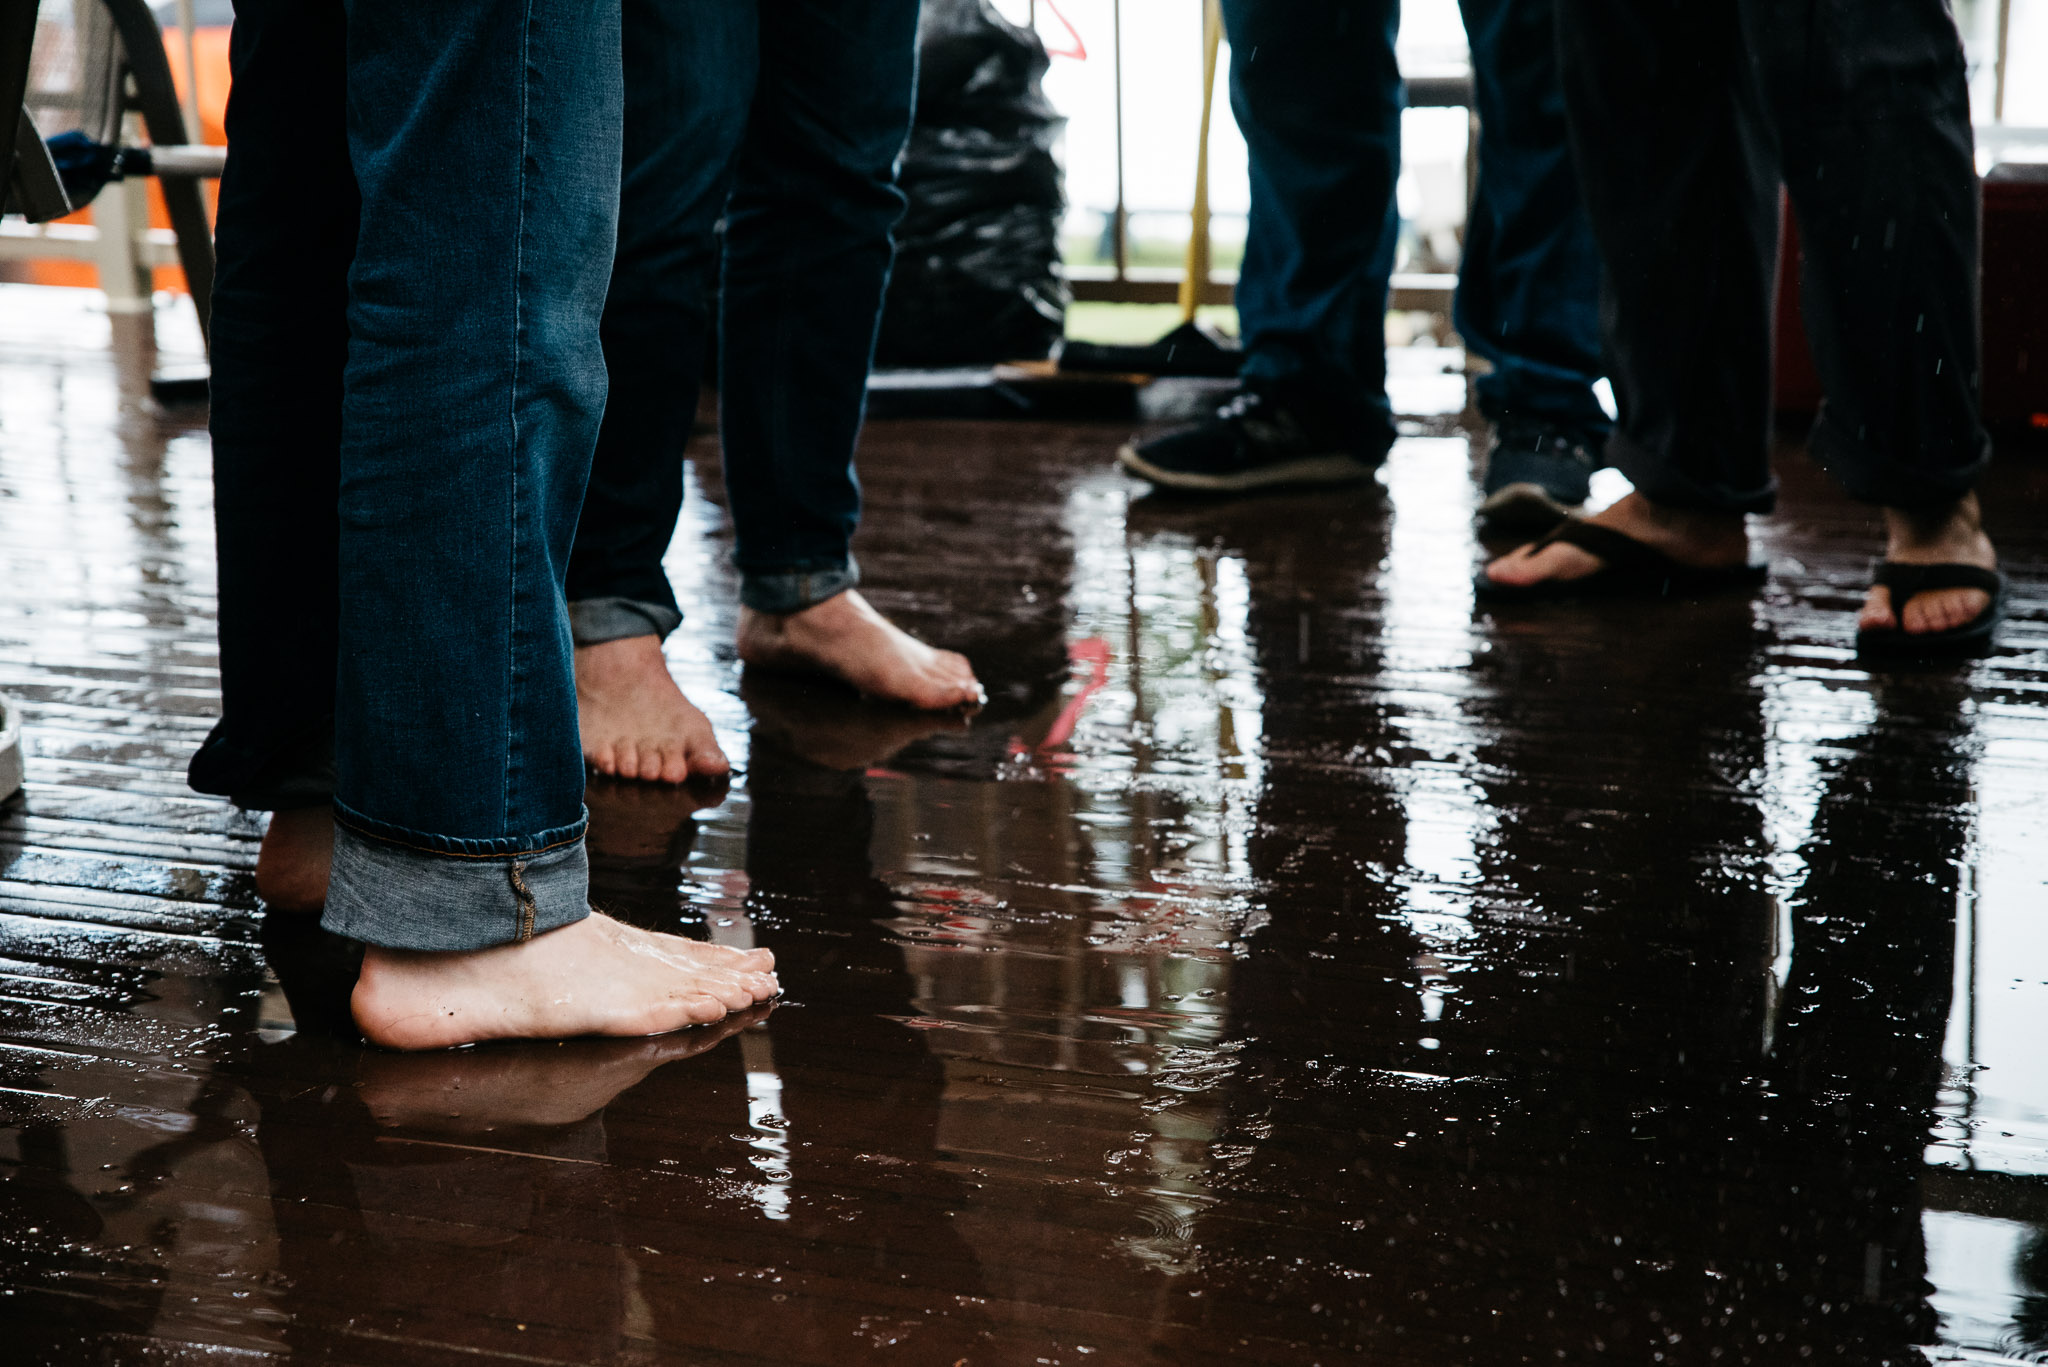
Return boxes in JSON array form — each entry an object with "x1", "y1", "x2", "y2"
[
  {"x1": 1858, "y1": 494, "x2": 1998, "y2": 636},
  {"x1": 357, "y1": 1008, "x2": 765, "y2": 1132},
  {"x1": 736, "y1": 589, "x2": 983, "y2": 711},
  {"x1": 576, "y1": 634, "x2": 730, "y2": 784},
  {"x1": 352, "y1": 910, "x2": 778, "y2": 1051},
  {"x1": 257, "y1": 805, "x2": 333, "y2": 913},
  {"x1": 1482, "y1": 491, "x2": 1748, "y2": 588}
]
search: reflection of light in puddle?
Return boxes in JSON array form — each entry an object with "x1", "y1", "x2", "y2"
[
  {"x1": 710, "y1": 910, "x2": 790, "y2": 1220},
  {"x1": 869, "y1": 476, "x2": 1267, "y2": 1280},
  {"x1": 1378, "y1": 437, "x2": 1489, "y2": 948},
  {"x1": 1756, "y1": 675, "x2": 1876, "y2": 1051},
  {"x1": 741, "y1": 1034, "x2": 791, "y2": 1223}
]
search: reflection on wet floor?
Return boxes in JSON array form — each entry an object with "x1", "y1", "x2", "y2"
[{"x1": 0, "y1": 282, "x2": 2046, "y2": 1364}]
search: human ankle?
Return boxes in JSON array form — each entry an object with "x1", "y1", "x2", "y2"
[
  {"x1": 256, "y1": 805, "x2": 334, "y2": 912},
  {"x1": 1884, "y1": 494, "x2": 1984, "y2": 551},
  {"x1": 576, "y1": 632, "x2": 667, "y2": 675}
]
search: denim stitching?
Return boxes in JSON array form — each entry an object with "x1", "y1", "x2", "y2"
[
  {"x1": 504, "y1": 0, "x2": 536, "y2": 839},
  {"x1": 509, "y1": 861, "x2": 537, "y2": 942},
  {"x1": 333, "y1": 808, "x2": 583, "y2": 860}
]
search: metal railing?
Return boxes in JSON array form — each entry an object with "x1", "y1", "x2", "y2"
[{"x1": 1044, "y1": 0, "x2": 1471, "y2": 310}]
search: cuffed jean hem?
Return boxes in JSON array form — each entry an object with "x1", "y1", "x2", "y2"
[
  {"x1": 739, "y1": 557, "x2": 859, "y2": 615},
  {"x1": 322, "y1": 813, "x2": 591, "y2": 952},
  {"x1": 568, "y1": 595, "x2": 683, "y2": 646},
  {"x1": 1811, "y1": 412, "x2": 1992, "y2": 512},
  {"x1": 1608, "y1": 428, "x2": 1778, "y2": 516}
]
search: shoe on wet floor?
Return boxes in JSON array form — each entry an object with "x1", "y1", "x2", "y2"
[
  {"x1": 1477, "y1": 421, "x2": 1605, "y2": 532},
  {"x1": 1116, "y1": 385, "x2": 1384, "y2": 494}
]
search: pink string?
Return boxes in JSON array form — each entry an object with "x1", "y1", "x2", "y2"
[{"x1": 1037, "y1": 0, "x2": 1088, "y2": 60}]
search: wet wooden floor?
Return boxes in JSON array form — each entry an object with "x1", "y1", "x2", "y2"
[{"x1": 2, "y1": 282, "x2": 2047, "y2": 1365}]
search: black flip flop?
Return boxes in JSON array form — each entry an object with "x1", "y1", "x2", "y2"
[
  {"x1": 1474, "y1": 518, "x2": 1768, "y2": 603},
  {"x1": 1854, "y1": 561, "x2": 2005, "y2": 660}
]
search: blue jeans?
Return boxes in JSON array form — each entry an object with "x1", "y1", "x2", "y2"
[
  {"x1": 193, "y1": 0, "x2": 623, "y2": 951},
  {"x1": 562, "y1": 0, "x2": 920, "y2": 639},
  {"x1": 1221, "y1": 0, "x2": 1607, "y2": 440}
]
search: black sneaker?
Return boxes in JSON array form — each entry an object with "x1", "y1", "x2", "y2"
[
  {"x1": 1477, "y1": 421, "x2": 1604, "y2": 532},
  {"x1": 1116, "y1": 386, "x2": 1384, "y2": 494}
]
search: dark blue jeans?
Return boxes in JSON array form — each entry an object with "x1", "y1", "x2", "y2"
[
  {"x1": 562, "y1": 0, "x2": 920, "y2": 640},
  {"x1": 193, "y1": 0, "x2": 622, "y2": 950},
  {"x1": 1221, "y1": 0, "x2": 1607, "y2": 443}
]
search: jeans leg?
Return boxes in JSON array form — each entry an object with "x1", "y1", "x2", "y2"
[
  {"x1": 565, "y1": 0, "x2": 758, "y2": 647},
  {"x1": 326, "y1": 0, "x2": 623, "y2": 951},
  {"x1": 1756, "y1": 0, "x2": 1990, "y2": 509},
  {"x1": 1454, "y1": 0, "x2": 1607, "y2": 434},
  {"x1": 1556, "y1": 0, "x2": 1779, "y2": 513},
  {"x1": 1220, "y1": 0, "x2": 1400, "y2": 451},
  {"x1": 719, "y1": 0, "x2": 920, "y2": 615},
  {"x1": 189, "y1": 0, "x2": 353, "y2": 813}
]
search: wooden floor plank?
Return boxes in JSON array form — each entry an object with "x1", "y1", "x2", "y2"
[{"x1": 0, "y1": 285, "x2": 2045, "y2": 1364}]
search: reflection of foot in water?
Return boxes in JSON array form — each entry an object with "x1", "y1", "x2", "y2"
[
  {"x1": 740, "y1": 671, "x2": 970, "y2": 773},
  {"x1": 585, "y1": 774, "x2": 730, "y2": 927},
  {"x1": 357, "y1": 1007, "x2": 766, "y2": 1132},
  {"x1": 586, "y1": 772, "x2": 727, "y2": 865},
  {"x1": 352, "y1": 912, "x2": 779, "y2": 1051}
]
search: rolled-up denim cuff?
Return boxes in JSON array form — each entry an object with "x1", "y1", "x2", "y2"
[
  {"x1": 1812, "y1": 409, "x2": 1992, "y2": 511},
  {"x1": 739, "y1": 557, "x2": 859, "y2": 615},
  {"x1": 322, "y1": 809, "x2": 590, "y2": 951},
  {"x1": 1608, "y1": 427, "x2": 1777, "y2": 516},
  {"x1": 568, "y1": 595, "x2": 683, "y2": 646}
]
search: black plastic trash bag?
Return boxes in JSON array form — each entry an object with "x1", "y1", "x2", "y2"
[{"x1": 875, "y1": 0, "x2": 1068, "y2": 367}]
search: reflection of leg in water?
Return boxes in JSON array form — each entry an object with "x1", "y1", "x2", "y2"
[
  {"x1": 240, "y1": 1031, "x2": 721, "y2": 1359},
  {"x1": 1191, "y1": 559, "x2": 1791, "y2": 1358},
  {"x1": 675, "y1": 718, "x2": 995, "y2": 1357},
  {"x1": 1742, "y1": 676, "x2": 1973, "y2": 1356}
]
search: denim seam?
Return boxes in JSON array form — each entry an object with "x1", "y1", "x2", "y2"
[
  {"x1": 505, "y1": 0, "x2": 535, "y2": 839},
  {"x1": 332, "y1": 807, "x2": 584, "y2": 860},
  {"x1": 510, "y1": 862, "x2": 537, "y2": 941}
]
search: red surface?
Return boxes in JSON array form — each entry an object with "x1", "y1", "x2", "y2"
[{"x1": 1776, "y1": 179, "x2": 2048, "y2": 430}]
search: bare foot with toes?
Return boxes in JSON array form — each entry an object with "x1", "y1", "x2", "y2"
[
  {"x1": 1858, "y1": 495, "x2": 1997, "y2": 636},
  {"x1": 1483, "y1": 492, "x2": 1749, "y2": 589},
  {"x1": 257, "y1": 805, "x2": 333, "y2": 913},
  {"x1": 736, "y1": 589, "x2": 983, "y2": 711},
  {"x1": 576, "y1": 634, "x2": 730, "y2": 784},
  {"x1": 351, "y1": 910, "x2": 778, "y2": 1051}
]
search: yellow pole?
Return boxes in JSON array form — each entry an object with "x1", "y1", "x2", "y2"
[{"x1": 1178, "y1": 0, "x2": 1223, "y2": 324}]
